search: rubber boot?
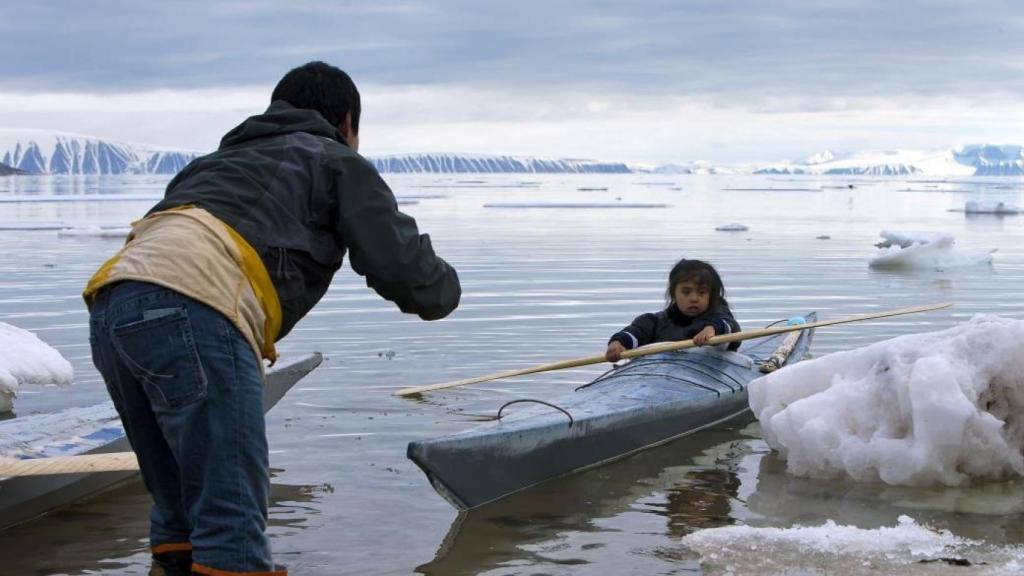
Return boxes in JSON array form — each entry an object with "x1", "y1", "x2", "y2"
[
  {"x1": 190, "y1": 565, "x2": 287, "y2": 575},
  {"x1": 149, "y1": 550, "x2": 193, "y2": 576}
]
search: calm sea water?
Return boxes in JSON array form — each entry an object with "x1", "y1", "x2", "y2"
[{"x1": 1, "y1": 173, "x2": 1023, "y2": 575}]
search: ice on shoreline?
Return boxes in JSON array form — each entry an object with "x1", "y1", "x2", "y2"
[
  {"x1": 869, "y1": 230, "x2": 993, "y2": 270},
  {"x1": 750, "y1": 315, "x2": 1024, "y2": 486},
  {"x1": 0, "y1": 322, "x2": 73, "y2": 413},
  {"x1": 57, "y1": 226, "x2": 131, "y2": 238},
  {"x1": 683, "y1": 515, "x2": 1024, "y2": 576}
]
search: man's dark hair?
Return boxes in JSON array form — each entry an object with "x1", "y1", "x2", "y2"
[{"x1": 271, "y1": 61, "x2": 361, "y2": 133}]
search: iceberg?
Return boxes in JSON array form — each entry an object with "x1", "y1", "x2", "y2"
[{"x1": 0, "y1": 322, "x2": 74, "y2": 413}]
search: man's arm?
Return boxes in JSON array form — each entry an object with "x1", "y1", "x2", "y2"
[{"x1": 334, "y1": 156, "x2": 461, "y2": 320}]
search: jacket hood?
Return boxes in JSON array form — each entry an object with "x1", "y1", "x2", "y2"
[{"x1": 219, "y1": 100, "x2": 347, "y2": 149}]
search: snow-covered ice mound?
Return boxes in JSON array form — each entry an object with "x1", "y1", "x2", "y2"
[
  {"x1": 0, "y1": 322, "x2": 74, "y2": 412},
  {"x1": 750, "y1": 315, "x2": 1024, "y2": 486},
  {"x1": 683, "y1": 515, "x2": 1024, "y2": 576},
  {"x1": 870, "y1": 230, "x2": 993, "y2": 270},
  {"x1": 964, "y1": 201, "x2": 1020, "y2": 215}
]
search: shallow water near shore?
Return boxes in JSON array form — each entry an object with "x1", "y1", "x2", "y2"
[{"x1": 1, "y1": 172, "x2": 1023, "y2": 575}]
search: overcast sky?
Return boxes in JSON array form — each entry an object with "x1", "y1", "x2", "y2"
[{"x1": 2, "y1": 1, "x2": 1021, "y2": 163}]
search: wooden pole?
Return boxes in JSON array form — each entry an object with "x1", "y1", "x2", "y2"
[
  {"x1": 0, "y1": 452, "x2": 139, "y2": 477},
  {"x1": 393, "y1": 302, "x2": 952, "y2": 397}
]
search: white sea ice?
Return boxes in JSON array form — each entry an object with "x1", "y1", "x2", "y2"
[
  {"x1": 683, "y1": 515, "x2": 1024, "y2": 576},
  {"x1": 483, "y1": 202, "x2": 668, "y2": 208},
  {"x1": 749, "y1": 315, "x2": 1024, "y2": 486},
  {"x1": 0, "y1": 221, "x2": 66, "y2": 231},
  {"x1": 0, "y1": 322, "x2": 74, "y2": 413},
  {"x1": 715, "y1": 222, "x2": 748, "y2": 232},
  {"x1": 56, "y1": 226, "x2": 131, "y2": 238},
  {"x1": 964, "y1": 201, "x2": 1020, "y2": 215},
  {"x1": 869, "y1": 229, "x2": 993, "y2": 270}
]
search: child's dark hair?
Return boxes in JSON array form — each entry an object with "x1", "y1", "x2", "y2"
[
  {"x1": 271, "y1": 61, "x2": 361, "y2": 133},
  {"x1": 665, "y1": 258, "x2": 725, "y2": 308}
]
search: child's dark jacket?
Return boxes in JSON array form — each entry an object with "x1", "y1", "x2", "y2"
[{"x1": 609, "y1": 301, "x2": 741, "y2": 351}]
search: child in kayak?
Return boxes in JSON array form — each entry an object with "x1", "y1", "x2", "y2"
[{"x1": 605, "y1": 258, "x2": 740, "y2": 362}]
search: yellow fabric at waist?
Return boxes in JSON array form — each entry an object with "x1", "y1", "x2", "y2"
[{"x1": 83, "y1": 207, "x2": 282, "y2": 365}]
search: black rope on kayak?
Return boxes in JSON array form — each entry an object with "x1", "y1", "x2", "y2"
[
  {"x1": 578, "y1": 355, "x2": 688, "y2": 389},
  {"x1": 497, "y1": 399, "x2": 574, "y2": 427},
  {"x1": 578, "y1": 363, "x2": 626, "y2": 390}
]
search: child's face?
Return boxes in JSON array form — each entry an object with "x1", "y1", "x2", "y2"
[{"x1": 673, "y1": 281, "x2": 710, "y2": 317}]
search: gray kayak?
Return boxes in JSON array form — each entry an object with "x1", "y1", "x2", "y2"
[
  {"x1": 0, "y1": 352, "x2": 322, "y2": 531},
  {"x1": 408, "y1": 315, "x2": 815, "y2": 509}
]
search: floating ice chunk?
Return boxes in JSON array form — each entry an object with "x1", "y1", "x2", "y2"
[
  {"x1": 482, "y1": 202, "x2": 668, "y2": 209},
  {"x1": 869, "y1": 229, "x2": 993, "y2": 270},
  {"x1": 873, "y1": 229, "x2": 946, "y2": 249},
  {"x1": 0, "y1": 194, "x2": 161, "y2": 203},
  {"x1": 57, "y1": 226, "x2": 131, "y2": 238},
  {"x1": 749, "y1": 315, "x2": 1024, "y2": 486},
  {"x1": 0, "y1": 221, "x2": 66, "y2": 231},
  {"x1": 0, "y1": 322, "x2": 74, "y2": 413},
  {"x1": 682, "y1": 515, "x2": 1024, "y2": 576},
  {"x1": 394, "y1": 194, "x2": 447, "y2": 200},
  {"x1": 715, "y1": 222, "x2": 749, "y2": 232},
  {"x1": 964, "y1": 201, "x2": 1020, "y2": 215}
]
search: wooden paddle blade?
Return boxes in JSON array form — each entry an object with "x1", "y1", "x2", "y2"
[
  {"x1": 394, "y1": 302, "x2": 952, "y2": 397},
  {"x1": 0, "y1": 452, "x2": 139, "y2": 477}
]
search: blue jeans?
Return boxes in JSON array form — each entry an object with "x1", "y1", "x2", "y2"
[{"x1": 89, "y1": 281, "x2": 278, "y2": 574}]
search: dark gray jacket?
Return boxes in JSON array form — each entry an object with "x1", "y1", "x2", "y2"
[
  {"x1": 609, "y1": 301, "x2": 741, "y2": 351},
  {"x1": 150, "y1": 101, "x2": 461, "y2": 338}
]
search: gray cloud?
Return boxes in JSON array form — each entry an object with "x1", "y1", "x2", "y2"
[{"x1": 3, "y1": 0, "x2": 1022, "y2": 108}]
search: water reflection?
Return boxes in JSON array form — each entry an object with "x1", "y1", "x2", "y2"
[
  {"x1": 746, "y1": 448, "x2": 1024, "y2": 543},
  {"x1": 661, "y1": 468, "x2": 741, "y2": 537},
  {"x1": 0, "y1": 474, "x2": 331, "y2": 575},
  {"x1": 417, "y1": 421, "x2": 753, "y2": 575}
]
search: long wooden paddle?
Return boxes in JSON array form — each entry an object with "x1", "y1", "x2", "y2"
[
  {"x1": 0, "y1": 452, "x2": 139, "y2": 477},
  {"x1": 393, "y1": 302, "x2": 952, "y2": 397}
]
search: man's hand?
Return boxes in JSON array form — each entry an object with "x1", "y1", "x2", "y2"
[
  {"x1": 605, "y1": 341, "x2": 626, "y2": 363},
  {"x1": 693, "y1": 325, "x2": 716, "y2": 346}
]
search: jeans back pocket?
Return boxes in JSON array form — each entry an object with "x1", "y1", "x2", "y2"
[{"x1": 111, "y1": 306, "x2": 209, "y2": 409}]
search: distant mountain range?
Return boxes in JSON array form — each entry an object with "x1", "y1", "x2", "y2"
[
  {"x1": 368, "y1": 153, "x2": 630, "y2": 173},
  {"x1": 0, "y1": 130, "x2": 629, "y2": 175},
  {"x1": 1, "y1": 129, "x2": 1021, "y2": 176},
  {"x1": 753, "y1": 145, "x2": 1024, "y2": 176},
  {"x1": 0, "y1": 163, "x2": 26, "y2": 176},
  {"x1": 0, "y1": 129, "x2": 200, "y2": 175}
]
